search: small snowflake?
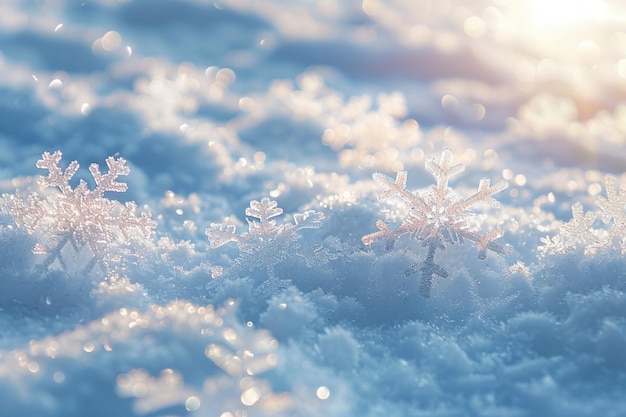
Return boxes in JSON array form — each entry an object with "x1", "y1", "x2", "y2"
[
  {"x1": 540, "y1": 174, "x2": 626, "y2": 255},
  {"x1": 4, "y1": 150, "x2": 156, "y2": 276},
  {"x1": 362, "y1": 148, "x2": 509, "y2": 297},
  {"x1": 206, "y1": 197, "x2": 324, "y2": 286}
]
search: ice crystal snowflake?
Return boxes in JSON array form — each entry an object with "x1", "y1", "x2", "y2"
[
  {"x1": 540, "y1": 174, "x2": 626, "y2": 255},
  {"x1": 362, "y1": 148, "x2": 509, "y2": 297},
  {"x1": 3, "y1": 150, "x2": 156, "y2": 276},
  {"x1": 206, "y1": 197, "x2": 324, "y2": 287}
]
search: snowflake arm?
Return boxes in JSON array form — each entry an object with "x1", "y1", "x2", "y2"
[
  {"x1": 404, "y1": 242, "x2": 448, "y2": 298},
  {"x1": 36, "y1": 150, "x2": 79, "y2": 196},
  {"x1": 10, "y1": 192, "x2": 45, "y2": 234},
  {"x1": 206, "y1": 224, "x2": 239, "y2": 248},
  {"x1": 468, "y1": 227, "x2": 509, "y2": 260},
  {"x1": 90, "y1": 156, "x2": 130, "y2": 197},
  {"x1": 595, "y1": 175, "x2": 626, "y2": 225},
  {"x1": 425, "y1": 148, "x2": 464, "y2": 194},
  {"x1": 246, "y1": 198, "x2": 283, "y2": 220},
  {"x1": 117, "y1": 201, "x2": 158, "y2": 241},
  {"x1": 561, "y1": 202, "x2": 596, "y2": 239},
  {"x1": 362, "y1": 219, "x2": 397, "y2": 249},
  {"x1": 293, "y1": 210, "x2": 325, "y2": 230},
  {"x1": 372, "y1": 171, "x2": 430, "y2": 214},
  {"x1": 451, "y1": 177, "x2": 509, "y2": 214}
]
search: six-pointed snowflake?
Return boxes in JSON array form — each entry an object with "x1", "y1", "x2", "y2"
[
  {"x1": 4, "y1": 151, "x2": 156, "y2": 276},
  {"x1": 206, "y1": 197, "x2": 324, "y2": 287},
  {"x1": 362, "y1": 148, "x2": 509, "y2": 297}
]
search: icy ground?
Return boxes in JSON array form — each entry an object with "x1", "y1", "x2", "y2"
[{"x1": 1, "y1": 0, "x2": 626, "y2": 416}]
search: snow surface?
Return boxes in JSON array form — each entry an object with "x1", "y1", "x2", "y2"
[{"x1": 1, "y1": 0, "x2": 626, "y2": 416}]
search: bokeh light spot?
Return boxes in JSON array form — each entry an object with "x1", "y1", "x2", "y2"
[
  {"x1": 185, "y1": 396, "x2": 201, "y2": 411},
  {"x1": 316, "y1": 385, "x2": 330, "y2": 400},
  {"x1": 102, "y1": 31, "x2": 122, "y2": 52},
  {"x1": 530, "y1": 0, "x2": 606, "y2": 26},
  {"x1": 464, "y1": 16, "x2": 486, "y2": 38}
]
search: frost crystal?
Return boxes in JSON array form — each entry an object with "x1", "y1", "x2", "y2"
[
  {"x1": 4, "y1": 150, "x2": 156, "y2": 276},
  {"x1": 206, "y1": 197, "x2": 324, "y2": 285},
  {"x1": 540, "y1": 175, "x2": 626, "y2": 255},
  {"x1": 362, "y1": 148, "x2": 509, "y2": 297}
]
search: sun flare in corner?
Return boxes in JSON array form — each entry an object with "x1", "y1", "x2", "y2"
[{"x1": 529, "y1": 0, "x2": 607, "y2": 26}]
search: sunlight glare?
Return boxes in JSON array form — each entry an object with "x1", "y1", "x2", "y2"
[{"x1": 530, "y1": 0, "x2": 607, "y2": 26}]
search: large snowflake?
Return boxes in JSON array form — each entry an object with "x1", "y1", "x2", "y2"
[
  {"x1": 206, "y1": 197, "x2": 324, "y2": 288},
  {"x1": 4, "y1": 150, "x2": 156, "y2": 276},
  {"x1": 362, "y1": 148, "x2": 509, "y2": 297}
]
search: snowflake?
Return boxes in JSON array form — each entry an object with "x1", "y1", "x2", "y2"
[
  {"x1": 362, "y1": 148, "x2": 509, "y2": 297},
  {"x1": 3, "y1": 150, "x2": 156, "y2": 276},
  {"x1": 206, "y1": 197, "x2": 324, "y2": 288},
  {"x1": 540, "y1": 174, "x2": 626, "y2": 255}
]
